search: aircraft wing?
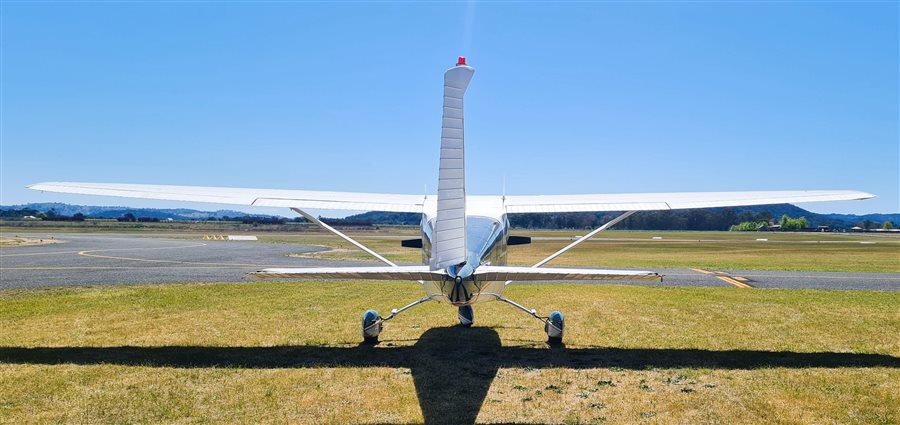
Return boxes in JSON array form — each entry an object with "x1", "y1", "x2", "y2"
[
  {"x1": 28, "y1": 184, "x2": 874, "y2": 214},
  {"x1": 27, "y1": 182, "x2": 427, "y2": 213},
  {"x1": 501, "y1": 190, "x2": 875, "y2": 213}
]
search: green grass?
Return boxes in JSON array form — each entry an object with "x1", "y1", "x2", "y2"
[
  {"x1": 1, "y1": 281, "x2": 898, "y2": 424},
  {"x1": 510, "y1": 232, "x2": 900, "y2": 273}
]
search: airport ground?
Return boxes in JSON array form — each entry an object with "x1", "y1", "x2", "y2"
[
  {"x1": 1, "y1": 227, "x2": 898, "y2": 424},
  {"x1": 1, "y1": 229, "x2": 898, "y2": 290}
]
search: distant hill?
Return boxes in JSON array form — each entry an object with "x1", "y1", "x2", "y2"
[
  {"x1": 1, "y1": 203, "x2": 279, "y2": 221},
  {"x1": 2, "y1": 202, "x2": 897, "y2": 230}
]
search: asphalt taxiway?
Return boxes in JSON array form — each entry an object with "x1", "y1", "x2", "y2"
[{"x1": 1, "y1": 233, "x2": 898, "y2": 291}]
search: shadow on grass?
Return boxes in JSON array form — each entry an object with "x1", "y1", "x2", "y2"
[{"x1": 2, "y1": 326, "x2": 898, "y2": 425}]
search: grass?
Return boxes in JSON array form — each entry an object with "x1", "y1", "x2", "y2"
[
  {"x1": 516, "y1": 233, "x2": 900, "y2": 273},
  {"x1": 1, "y1": 281, "x2": 898, "y2": 424}
]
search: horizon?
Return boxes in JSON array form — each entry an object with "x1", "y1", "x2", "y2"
[
  {"x1": 2, "y1": 2, "x2": 897, "y2": 217},
  {"x1": 3, "y1": 201, "x2": 898, "y2": 219}
]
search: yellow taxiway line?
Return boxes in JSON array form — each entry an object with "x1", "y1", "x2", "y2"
[
  {"x1": 691, "y1": 267, "x2": 753, "y2": 288},
  {"x1": 717, "y1": 276, "x2": 752, "y2": 288},
  {"x1": 77, "y1": 244, "x2": 285, "y2": 268}
]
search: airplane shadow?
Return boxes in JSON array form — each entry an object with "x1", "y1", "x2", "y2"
[{"x1": 2, "y1": 327, "x2": 898, "y2": 425}]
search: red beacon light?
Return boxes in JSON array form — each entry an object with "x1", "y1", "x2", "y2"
[{"x1": 457, "y1": 56, "x2": 467, "y2": 66}]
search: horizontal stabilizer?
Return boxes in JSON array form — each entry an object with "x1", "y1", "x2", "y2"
[
  {"x1": 251, "y1": 266, "x2": 445, "y2": 281},
  {"x1": 474, "y1": 266, "x2": 661, "y2": 282},
  {"x1": 251, "y1": 265, "x2": 661, "y2": 282}
]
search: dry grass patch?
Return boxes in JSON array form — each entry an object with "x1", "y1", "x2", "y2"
[
  {"x1": 1, "y1": 282, "x2": 898, "y2": 424},
  {"x1": 0, "y1": 237, "x2": 63, "y2": 248}
]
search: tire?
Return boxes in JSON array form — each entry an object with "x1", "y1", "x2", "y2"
[
  {"x1": 545, "y1": 310, "x2": 564, "y2": 344},
  {"x1": 361, "y1": 309, "x2": 382, "y2": 343},
  {"x1": 458, "y1": 305, "x2": 474, "y2": 327}
]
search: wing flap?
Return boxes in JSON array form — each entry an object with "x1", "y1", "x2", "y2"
[
  {"x1": 503, "y1": 190, "x2": 874, "y2": 213},
  {"x1": 28, "y1": 182, "x2": 426, "y2": 213}
]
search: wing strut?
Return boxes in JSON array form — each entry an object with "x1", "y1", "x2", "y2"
[
  {"x1": 290, "y1": 208, "x2": 398, "y2": 267},
  {"x1": 505, "y1": 210, "x2": 639, "y2": 286}
]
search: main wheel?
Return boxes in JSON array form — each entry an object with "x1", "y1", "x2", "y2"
[
  {"x1": 545, "y1": 310, "x2": 564, "y2": 344},
  {"x1": 458, "y1": 305, "x2": 474, "y2": 327},
  {"x1": 361, "y1": 309, "x2": 382, "y2": 343}
]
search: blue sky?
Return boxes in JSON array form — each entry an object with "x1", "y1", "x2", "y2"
[{"x1": 2, "y1": 2, "x2": 897, "y2": 216}]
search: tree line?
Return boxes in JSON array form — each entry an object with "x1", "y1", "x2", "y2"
[
  {"x1": 730, "y1": 215, "x2": 807, "y2": 231},
  {"x1": 0, "y1": 208, "x2": 86, "y2": 221},
  {"x1": 509, "y1": 209, "x2": 774, "y2": 231}
]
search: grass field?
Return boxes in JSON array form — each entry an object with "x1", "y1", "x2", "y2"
[{"x1": 1, "y1": 281, "x2": 898, "y2": 424}]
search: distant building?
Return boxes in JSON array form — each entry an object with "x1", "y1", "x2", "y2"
[{"x1": 816, "y1": 225, "x2": 830, "y2": 232}]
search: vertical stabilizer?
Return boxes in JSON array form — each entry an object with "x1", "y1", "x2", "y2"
[{"x1": 431, "y1": 57, "x2": 474, "y2": 270}]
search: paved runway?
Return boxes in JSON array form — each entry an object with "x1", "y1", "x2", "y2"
[{"x1": 2, "y1": 233, "x2": 898, "y2": 291}]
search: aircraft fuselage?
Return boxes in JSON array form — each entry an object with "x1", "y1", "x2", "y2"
[{"x1": 421, "y1": 208, "x2": 511, "y2": 306}]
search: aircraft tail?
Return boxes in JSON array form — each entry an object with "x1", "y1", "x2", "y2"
[{"x1": 430, "y1": 57, "x2": 475, "y2": 270}]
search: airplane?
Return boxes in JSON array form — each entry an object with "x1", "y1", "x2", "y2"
[{"x1": 28, "y1": 56, "x2": 875, "y2": 344}]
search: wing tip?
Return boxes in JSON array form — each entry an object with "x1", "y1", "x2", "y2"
[
  {"x1": 27, "y1": 182, "x2": 64, "y2": 191},
  {"x1": 857, "y1": 191, "x2": 877, "y2": 200}
]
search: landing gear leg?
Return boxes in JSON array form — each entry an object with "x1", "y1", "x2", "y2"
[
  {"x1": 458, "y1": 305, "x2": 474, "y2": 327},
  {"x1": 361, "y1": 295, "x2": 435, "y2": 344},
  {"x1": 496, "y1": 296, "x2": 564, "y2": 344}
]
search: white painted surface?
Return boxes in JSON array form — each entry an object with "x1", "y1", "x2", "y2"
[
  {"x1": 29, "y1": 184, "x2": 874, "y2": 217},
  {"x1": 431, "y1": 62, "x2": 475, "y2": 270}
]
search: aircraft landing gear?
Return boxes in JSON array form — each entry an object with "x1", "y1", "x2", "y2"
[
  {"x1": 545, "y1": 311, "x2": 564, "y2": 344},
  {"x1": 496, "y1": 296, "x2": 564, "y2": 344},
  {"x1": 361, "y1": 310, "x2": 382, "y2": 344},
  {"x1": 458, "y1": 305, "x2": 474, "y2": 327},
  {"x1": 361, "y1": 295, "x2": 435, "y2": 344}
]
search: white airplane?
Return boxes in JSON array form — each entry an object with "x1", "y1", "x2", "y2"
[{"x1": 29, "y1": 57, "x2": 874, "y2": 344}]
